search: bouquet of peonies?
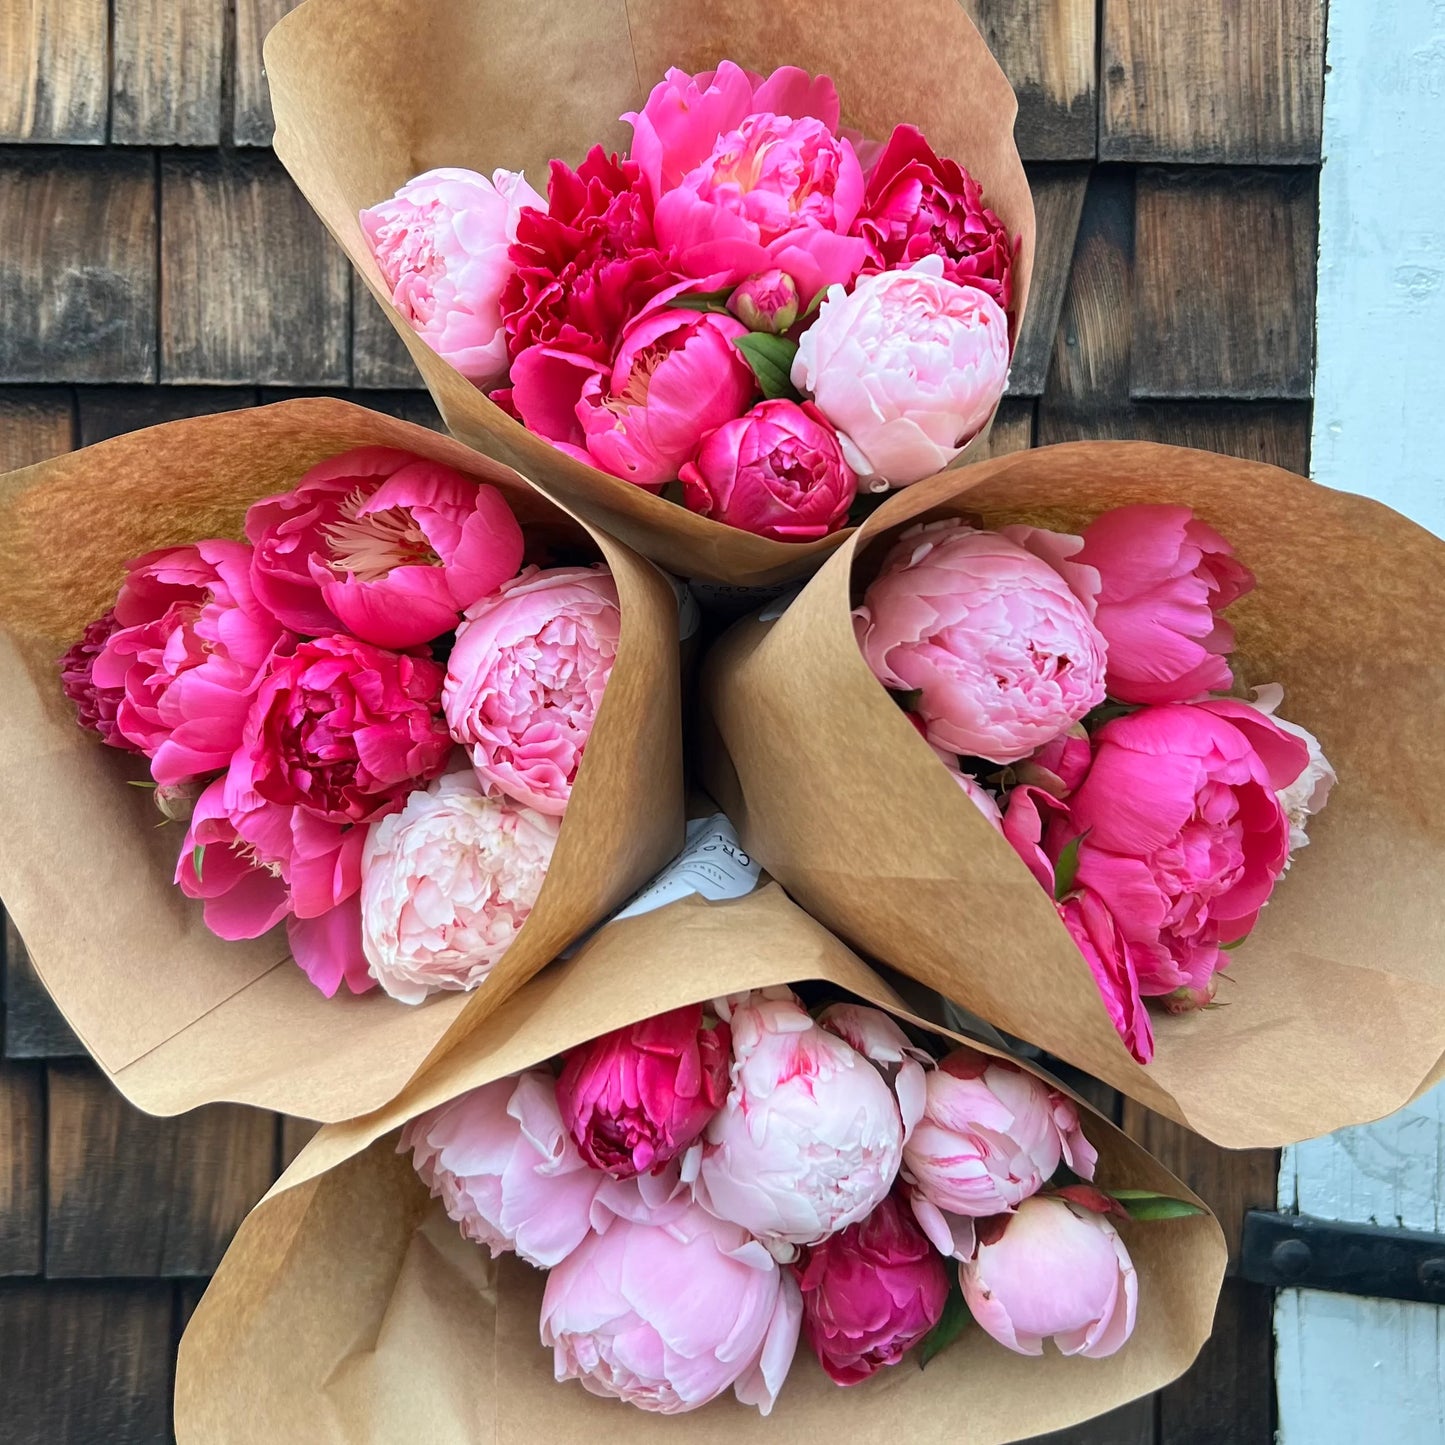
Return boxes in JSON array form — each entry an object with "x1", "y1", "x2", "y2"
[
  {"x1": 703, "y1": 441, "x2": 1445, "y2": 1147},
  {"x1": 176, "y1": 883, "x2": 1226, "y2": 1442},
  {"x1": 0, "y1": 400, "x2": 683, "y2": 1119},
  {"x1": 265, "y1": 0, "x2": 1035, "y2": 583}
]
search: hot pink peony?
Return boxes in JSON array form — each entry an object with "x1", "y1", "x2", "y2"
[
  {"x1": 793, "y1": 256, "x2": 1010, "y2": 487},
  {"x1": 680, "y1": 399, "x2": 856, "y2": 541},
  {"x1": 1016, "y1": 726, "x2": 1092, "y2": 798},
  {"x1": 59, "y1": 609, "x2": 136, "y2": 750},
  {"x1": 541, "y1": 1194, "x2": 801, "y2": 1415},
  {"x1": 855, "y1": 124, "x2": 1015, "y2": 307},
  {"x1": 795, "y1": 1192, "x2": 950, "y2": 1385},
  {"x1": 359, "y1": 770, "x2": 558, "y2": 1003},
  {"x1": 1059, "y1": 699, "x2": 1311, "y2": 994},
  {"x1": 244, "y1": 448, "x2": 524, "y2": 650},
  {"x1": 556, "y1": 1004, "x2": 731, "y2": 1178},
  {"x1": 1076, "y1": 504, "x2": 1254, "y2": 705},
  {"x1": 960, "y1": 1197, "x2": 1137, "y2": 1358},
  {"x1": 90, "y1": 541, "x2": 293, "y2": 786},
  {"x1": 403, "y1": 1070, "x2": 603, "y2": 1268},
  {"x1": 360, "y1": 166, "x2": 544, "y2": 388},
  {"x1": 1247, "y1": 684, "x2": 1336, "y2": 855},
  {"x1": 443, "y1": 565, "x2": 619, "y2": 816},
  {"x1": 286, "y1": 895, "x2": 373, "y2": 997},
  {"x1": 175, "y1": 777, "x2": 290, "y2": 941},
  {"x1": 855, "y1": 519, "x2": 1108, "y2": 765},
  {"x1": 1060, "y1": 891, "x2": 1155, "y2": 1065}
]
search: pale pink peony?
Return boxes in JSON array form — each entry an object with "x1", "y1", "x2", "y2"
[
  {"x1": 443, "y1": 565, "x2": 619, "y2": 816},
  {"x1": 793, "y1": 256, "x2": 1010, "y2": 488},
  {"x1": 402, "y1": 1070, "x2": 602, "y2": 1268},
  {"x1": 854, "y1": 519, "x2": 1108, "y2": 765},
  {"x1": 541, "y1": 1193, "x2": 801, "y2": 1415},
  {"x1": 361, "y1": 166, "x2": 544, "y2": 388},
  {"x1": 360, "y1": 770, "x2": 559, "y2": 1004},
  {"x1": 1247, "y1": 684, "x2": 1336, "y2": 855},
  {"x1": 244, "y1": 448, "x2": 524, "y2": 650},
  {"x1": 692, "y1": 989, "x2": 907, "y2": 1259},
  {"x1": 960, "y1": 1197, "x2": 1138, "y2": 1359}
]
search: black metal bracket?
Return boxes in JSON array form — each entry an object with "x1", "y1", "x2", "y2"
[{"x1": 1242, "y1": 1210, "x2": 1445, "y2": 1304}]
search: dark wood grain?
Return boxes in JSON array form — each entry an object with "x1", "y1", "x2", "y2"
[
  {"x1": 1157, "y1": 1281, "x2": 1274, "y2": 1444},
  {"x1": 0, "y1": 153, "x2": 158, "y2": 383},
  {"x1": 46, "y1": 1063, "x2": 277, "y2": 1277},
  {"x1": 4, "y1": 912, "x2": 83, "y2": 1058},
  {"x1": 0, "y1": 0, "x2": 109, "y2": 143},
  {"x1": 1101, "y1": 0, "x2": 1324, "y2": 164},
  {"x1": 258, "y1": 386, "x2": 444, "y2": 431},
  {"x1": 1009, "y1": 164, "x2": 1090, "y2": 397},
  {"x1": 0, "y1": 1063, "x2": 44, "y2": 1275},
  {"x1": 233, "y1": 0, "x2": 302, "y2": 145},
  {"x1": 112, "y1": 0, "x2": 224, "y2": 145},
  {"x1": 79, "y1": 386, "x2": 258, "y2": 446},
  {"x1": 1023, "y1": 1397, "x2": 1157, "y2": 1445},
  {"x1": 1132, "y1": 169, "x2": 1316, "y2": 400},
  {"x1": 353, "y1": 276, "x2": 425, "y2": 390},
  {"x1": 159, "y1": 152, "x2": 350, "y2": 385},
  {"x1": 0, "y1": 388, "x2": 74, "y2": 470},
  {"x1": 278, "y1": 1115, "x2": 320, "y2": 1169}
]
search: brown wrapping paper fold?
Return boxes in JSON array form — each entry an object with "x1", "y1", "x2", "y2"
[
  {"x1": 700, "y1": 440, "x2": 1445, "y2": 1149},
  {"x1": 262, "y1": 0, "x2": 1036, "y2": 585},
  {"x1": 175, "y1": 884, "x2": 1226, "y2": 1445},
  {"x1": 0, "y1": 398, "x2": 683, "y2": 1120}
]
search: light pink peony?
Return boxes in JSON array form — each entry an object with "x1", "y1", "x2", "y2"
[
  {"x1": 855, "y1": 519, "x2": 1108, "y2": 765},
  {"x1": 59, "y1": 610, "x2": 137, "y2": 750},
  {"x1": 795, "y1": 1192, "x2": 950, "y2": 1385},
  {"x1": 403, "y1": 1071, "x2": 603, "y2": 1268},
  {"x1": 793, "y1": 256, "x2": 1010, "y2": 488},
  {"x1": 443, "y1": 565, "x2": 619, "y2": 816},
  {"x1": 1060, "y1": 699, "x2": 1310, "y2": 994},
  {"x1": 679, "y1": 399, "x2": 856, "y2": 541},
  {"x1": 1077, "y1": 504, "x2": 1254, "y2": 705},
  {"x1": 360, "y1": 770, "x2": 559, "y2": 1003},
  {"x1": 692, "y1": 989, "x2": 907, "y2": 1259},
  {"x1": 361, "y1": 166, "x2": 544, "y2": 388},
  {"x1": 1247, "y1": 684, "x2": 1336, "y2": 854},
  {"x1": 903, "y1": 1047, "x2": 1097, "y2": 1242},
  {"x1": 555, "y1": 1004, "x2": 732, "y2": 1178},
  {"x1": 244, "y1": 448, "x2": 524, "y2": 650},
  {"x1": 541, "y1": 1194, "x2": 801, "y2": 1415},
  {"x1": 90, "y1": 541, "x2": 292, "y2": 785},
  {"x1": 960, "y1": 1197, "x2": 1137, "y2": 1358}
]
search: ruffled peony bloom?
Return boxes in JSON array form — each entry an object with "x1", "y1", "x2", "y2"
[
  {"x1": 795, "y1": 1192, "x2": 950, "y2": 1385},
  {"x1": 692, "y1": 989, "x2": 907, "y2": 1259},
  {"x1": 854, "y1": 519, "x2": 1108, "y2": 765},
  {"x1": 360, "y1": 167, "x2": 544, "y2": 388},
  {"x1": 903, "y1": 1047, "x2": 1097, "y2": 1244},
  {"x1": 793, "y1": 256, "x2": 1010, "y2": 488},
  {"x1": 1060, "y1": 700, "x2": 1311, "y2": 994},
  {"x1": 360, "y1": 771, "x2": 559, "y2": 1004},
  {"x1": 556, "y1": 1004, "x2": 731, "y2": 1178},
  {"x1": 59, "y1": 610, "x2": 136, "y2": 750},
  {"x1": 1077, "y1": 505, "x2": 1254, "y2": 705},
  {"x1": 403, "y1": 1070, "x2": 602, "y2": 1268},
  {"x1": 855, "y1": 124, "x2": 1015, "y2": 308},
  {"x1": 680, "y1": 399, "x2": 856, "y2": 541},
  {"x1": 541, "y1": 1193, "x2": 801, "y2": 1415},
  {"x1": 175, "y1": 777, "x2": 290, "y2": 941},
  {"x1": 233, "y1": 633, "x2": 450, "y2": 825},
  {"x1": 959, "y1": 1197, "x2": 1137, "y2": 1358},
  {"x1": 90, "y1": 542, "x2": 293, "y2": 785},
  {"x1": 1247, "y1": 684, "x2": 1336, "y2": 855},
  {"x1": 728, "y1": 269, "x2": 800, "y2": 334},
  {"x1": 244, "y1": 448, "x2": 524, "y2": 650},
  {"x1": 443, "y1": 565, "x2": 619, "y2": 816},
  {"x1": 501, "y1": 147, "x2": 676, "y2": 365}
]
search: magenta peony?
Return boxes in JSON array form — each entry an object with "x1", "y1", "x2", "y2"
[
  {"x1": 1247, "y1": 684, "x2": 1336, "y2": 854},
  {"x1": 443, "y1": 565, "x2": 619, "y2": 816},
  {"x1": 286, "y1": 895, "x2": 372, "y2": 997},
  {"x1": 360, "y1": 166, "x2": 544, "y2": 388},
  {"x1": 59, "y1": 609, "x2": 136, "y2": 750},
  {"x1": 244, "y1": 448, "x2": 524, "y2": 650},
  {"x1": 1059, "y1": 890, "x2": 1155, "y2": 1065},
  {"x1": 174, "y1": 777, "x2": 290, "y2": 941},
  {"x1": 360, "y1": 770, "x2": 559, "y2": 1003},
  {"x1": 555, "y1": 1003, "x2": 731, "y2": 1178},
  {"x1": 795, "y1": 1192, "x2": 950, "y2": 1385},
  {"x1": 793, "y1": 256, "x2": 1010, "y2": 487},
  {"x1": 680, "y1": 399, "x2": 856, "y2": 541}
]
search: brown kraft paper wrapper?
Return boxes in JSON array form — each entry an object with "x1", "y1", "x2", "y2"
[
  {"x1": 0, "y1": 398, "x2": 683, "y2": 1120},
  {"x1": 262, "y1": 0, "x2": 1037, "y2": 586},
  {"x1": 174, "y1": 884, "x2": 1226, "y2": 1445},
  {"x1": 699, "y1": 440, "x2": 1445, "y2": 1149}
]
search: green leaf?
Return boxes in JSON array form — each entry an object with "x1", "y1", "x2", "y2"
[
  {"x1": 1108, "y1": 1189, "x2": 1206, "y2": 1221},
  {"x1": 1219, "y1": 936, "x2": 1248, "y2": 952},
  {"x1": 125, "y1": 778, "x2": 158, "y2": 789},
  {"x1": 919, "y1": 1284, "x2": 971, "y2": 1368},
  {"x1": 667, "y1": 288, "x2": 734, "y2": 315},
  {"x1": 1052, "y1": 830, "x2": 1088, "y2": 901},
  {"x1": 1081, "y1": 700, "x2": 1139, "y2": 732},
  {"x1": 733, "y1": 332, "x2": 802, "y2": 400},
  {"x1": 191, "y1": 844, "x2": 205, "y2": 882},
  {"x1": 801, "y1": 286, "x2": 828, "y2": 320}
]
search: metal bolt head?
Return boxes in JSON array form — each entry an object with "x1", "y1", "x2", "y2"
[
  {"x1": 1417, "y1": 1257, "x2": 1445, "y2": 1293},
  {"x1": 1271, "y1": 1238, "x2": 1313, "y2": 1279}
]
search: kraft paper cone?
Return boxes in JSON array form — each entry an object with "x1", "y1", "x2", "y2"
[
  {"x1": 175, "y1": 884, "x2": 1226, "y2": 1445},
  {"x1": 263, "y1": 0, "x2": 1036, "y2": 585},
  {"x1": 0, "y1": 398, "x2": 683, "y2": 1120},
  {"x1": 700, "y1": 440, "x2": 1445, "y2": 1149}
]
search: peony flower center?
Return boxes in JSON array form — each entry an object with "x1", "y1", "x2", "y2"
[
  {"x1": 230, "y1": 837, "x2": 285, "y2": 879},
  {"x1": 322, "y1": 488, "x2": 440, "y2": 582},
  {"x1": 606, "y1": 329, "x2": 691, "y2": 415}
]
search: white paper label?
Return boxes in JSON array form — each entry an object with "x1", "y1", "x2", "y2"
[{"x1": 609, "y1": 814, "x2": 761, "y2": 922}]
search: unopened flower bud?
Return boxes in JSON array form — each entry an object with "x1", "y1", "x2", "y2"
[
  {"x1": 154, "y1": 779, "x2": 206, "y2": 824},
  {"x1": 728, "y1": 269, "x2": 800, "y2": 334}
]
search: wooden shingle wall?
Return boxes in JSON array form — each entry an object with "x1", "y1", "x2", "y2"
[{"x1": 0, "y1": 1, "x2": 1322, "y2": 1438}]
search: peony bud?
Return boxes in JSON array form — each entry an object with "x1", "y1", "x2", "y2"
[
  {"x1": 728, "y1": 269, "x2": 801, "y2": 334},
  {"x1": 1161, "y1": 975, "x2": 1218, "y2": 1014},
  {"x1": 153, "y1": 778, "x2": 206, "y2": 824}
]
